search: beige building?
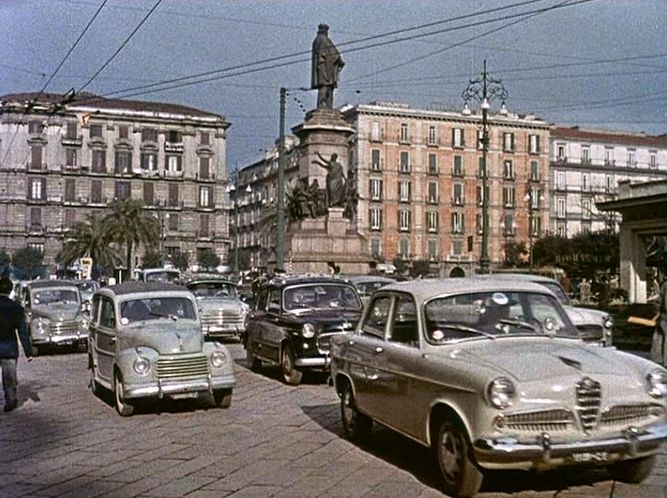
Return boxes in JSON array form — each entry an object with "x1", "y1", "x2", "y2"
[
  {"x1": 550, "y1": 127, "x2": 667, "y2": 237},
  {"x1": 0, "y1": 92, "x2": 230, "y2": 274}
]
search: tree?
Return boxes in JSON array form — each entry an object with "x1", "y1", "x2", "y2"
[
  {"x1": 12, "y1": 247, "x2": 44, "y2": 280},
  {"x1": 197, "y1": 249, "x2": 220, "y2": 271},
  {"x1": 0, "y1": 250, "x2": 10, "y2": 267},
  {"x1": 503, "y1": 240, "x2": 527, "y2": 268},
  {"x1": 171, "y1": 251, "x2": 190, "y2": 271},
  {"x1": 142, "y1": 249, "x2": 161, "y2": 269},
  {"x1": 103, "y1": 199, "x2": 159, "y2": 278},
  {"x1": 410, "y1": 260, "x2": 430, "y2": 278},
  {"x1": 60, "y1": 215, "x2": 122, "y2": 279}
]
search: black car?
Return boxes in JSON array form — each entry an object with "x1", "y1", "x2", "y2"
[{"x1": 244, "y1": 275, "x2": 363, "y2": 385}]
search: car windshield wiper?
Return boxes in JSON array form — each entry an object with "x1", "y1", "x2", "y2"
[
  {"x1": 435, "y1": 323, "x2": 496, "y2": 340},
  {"x1": 496, "y1": 318, "x2": 540, "y2": 334},
  {"x1": 149, "y1": 311, "x2": 178, "y2": 321}
]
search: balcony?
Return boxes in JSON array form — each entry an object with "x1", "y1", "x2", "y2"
[
  {"x1": 164, "y1": 169, "x2": 184, "y2": 179},
  {"x1": 61, "y1": 134, "x2": 82, "y2": 146},
  {"x1": 165, "y1": 141, "x2": 184, "y2": 153},
  {"x1": 25, "y1": 224, "x2": 46, "y2": 234},
  {"x1": 368, "y1": 131, "x2": 384, "y2": 143}
]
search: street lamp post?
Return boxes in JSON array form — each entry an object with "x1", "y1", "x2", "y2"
[
  {"x1": 525, "y1": 185, "x2": 540, "y2": 272},
  {"x1": 462, "y1": 60, "x2": 508, "y2": 274}
]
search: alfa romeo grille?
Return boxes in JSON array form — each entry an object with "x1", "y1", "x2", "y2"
[
  {"x1": 600, "y1": 404, "x2": 663, "y2": 427},
  {"x1": 576, "y1": 324, "x2": 603, "y2": 342},
  {"x1": 498, "y1": 409, "x2": 574, "y2": 431},
  {"x1": 576, "y1": 377, "x2": 601, "y2": 432},
  {"x1": 52, "y1": 320, "x2": 78, "y2": 334},
  {"x1": 156, "y1": 355, "x2": 209, "y2": 380}
]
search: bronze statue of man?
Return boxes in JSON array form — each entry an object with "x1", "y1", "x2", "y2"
[
  {"x1": 313, "y1": 152, "x2": 346, "y2": 208},
  {"x1": 311, "y1": 24, "x2": 344, "y2": 109}
]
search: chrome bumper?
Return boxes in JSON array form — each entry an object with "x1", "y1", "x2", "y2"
[
  {"x1": 124, "y1": 373, "x2": 235, "y2": 400},
  {"x1": 474, "y1": 422, "x2": 667, "y2": 469},
  {"x1": 295, "y1": 356, "x2": 331, "y2": 368},
  {"x1": 33, "y1": 332, "x2": 87, "y2": 346}
]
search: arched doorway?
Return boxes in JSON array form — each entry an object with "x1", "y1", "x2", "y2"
[{"x1": 449, "y1": 267, "x2": 465, "y2": 278}]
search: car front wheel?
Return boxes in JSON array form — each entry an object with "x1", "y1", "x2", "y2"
[
  {"x1": 213, "y1": 389, "x2": 232, "y2": 409},
  {"x1": 281, "y1": 344, "x2": 302, "y2": 386},
  {"x1": 245, "y1": 340, "x2": 261, "y2": 371},
  {"x1": 434, "y1": 419, "x2": 483, "y2": 498},
  {"x1": 609, "y1": 455, "x2": 656, "y2": 483},
  {"x1": 340, "y1": 381, "x2": 372, "y2": 441},
  {"x1": 114, "y1": 371, "x2": 134, "y2": 417}
]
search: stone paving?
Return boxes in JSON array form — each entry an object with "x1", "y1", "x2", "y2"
[{"x1": 0, "y1": 344, "x2": 665, "y2": 498}]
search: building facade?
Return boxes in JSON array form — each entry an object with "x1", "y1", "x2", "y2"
[
  {"x1": 550, "y1": 127, "x2": 667, "y2": 237},
  {"x1": 0, "y1": 92, "x2": 230, "y2": 274}
]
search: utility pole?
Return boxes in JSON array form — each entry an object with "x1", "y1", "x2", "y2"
[{"x1": 276, "y1": 87, "x2": 287, "y2": 270}]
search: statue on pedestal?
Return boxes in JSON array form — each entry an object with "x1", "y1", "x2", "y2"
[
  {"x1": 313, "y1": 152, "x2": 346, "y2": 208},
  {"x1": 311, "y1": 24, "x2": 344, "y2": 110}
]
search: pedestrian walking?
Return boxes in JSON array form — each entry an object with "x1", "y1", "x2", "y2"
[
  {"x1": 651, "y1": 280, "x2": 667, "y2": 367},
  {"x1": 0, "y1": 274, "x2": 33, "y2": 412}
]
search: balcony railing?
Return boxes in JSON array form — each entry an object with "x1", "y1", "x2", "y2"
[{"x1": 164, "y1": 141, "x2": 184, "y2": 153}]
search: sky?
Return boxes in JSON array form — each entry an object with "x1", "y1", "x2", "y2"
[{"x1": 1, "y1": 0, "x2": 666, "y2": 169}]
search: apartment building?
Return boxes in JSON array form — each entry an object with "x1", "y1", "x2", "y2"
[
  {"x1": 550, "y1": 127, "x2": 667, "y2": 236},
  {"x1": 343, "y1": 102, "x2": 551, "y2": 275},
  {"x1": 0, "y1": 92, "x2": 230, "y2": 273}
]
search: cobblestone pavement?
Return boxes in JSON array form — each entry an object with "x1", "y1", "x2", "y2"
[{"x1": 1, "y1": 344, "x2": 665, "y2": 498}]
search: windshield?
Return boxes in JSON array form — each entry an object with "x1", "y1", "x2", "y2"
[
  {"x1": 424, "y1": 290, "x2": 578, "y2": 344},
  {"x1": 356, "y1": 281, "x2": 390, "y2": 298},
  {"x1": 120, "y1": 297, "x2": 196, "y2": 324},
  {"x1": 143, "y1": 271, "x2": 180, "y2": 283},
  {"x1": 33, "y1": 289, "x2": 79, "y2": 305},
  {"x1": 188, "y1": 281, "x2": 238, "y2": 298},
  {"x1": 536, "y1": 281, "x2": 569, "y2": 305},
  {"x1": 77, "y1": 281, "x2": 99, "y2": 292},
  {"x1": 283, "y1": 284, "x2": 362, "y2": 311}
]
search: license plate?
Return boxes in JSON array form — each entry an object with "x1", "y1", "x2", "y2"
[
  {"x1": 171, "y1": 392, "x2": 199, "y2": 400},
  {"x1": 571, "y1": 451, "x2": 609, "y2": 463}
]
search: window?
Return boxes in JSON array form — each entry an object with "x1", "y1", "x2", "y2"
[
  {"x1": 29, "y1": 207, "x2": 41, "y2": 228},
  {"x1": 529, "y1": 187, "x2": 540, "y2": 209},
  {"x1": 477, "y1": 129, "x2": 484, "y2": 150},
  {"x1": 400, "y1": 151, "x2": 410, "y2": 173},
  {"x1": 199, "y1": 214, "x2": 210, "y2": 237},
  {"x1": 114, "y1": 150, "x2": 132, "y2": 174},
  {"x1": 503, "y1": 186, "x2": 515, "y2": 207},
  {"x1": 30, "y1": 145, "x2": 43, "y2": 170},
  {"x1": 453, "y1": 183, "x2": 463, "y2": 205},
  {"x1": 427, "y1": 211, "x2": 438, "y2": 232},
  {"x1": 451, "y1": 212, "x2": 464, "y2": 234},
  {"x1": 557, "y1": 144, "x2": 566, "y2": 161},
  {"x1": 118, "y1": 125, "x2": 129, "y2": 140},
  {"x1": 399, "y1": 238, "x2": 410, "y2": 258},
  {"x1": 605, "y1": 147, "x2": 614, "y2": 165},
  {"x1": 428, "y1": 182, "x2": 439, "y2": 204},
  {"x1": 399, "y1": 181, "x2": 411, "y2": 202},
  {"x1": 100, "y1": 298, "x2": 116, "y2": 328},
  {"x1": 168, "y1": 183, "x2": 180, "y2": 207},
  {"x1": 581, "y1": 146, "x2": 591, "y2": 164},
  {"x1": 428, "y1": 153, "x2": 438, "y2": 175},
  {"x1": 65, "y1": 121, "x2": 78, "y2": 140},
  {"x1": 143, "y1": 182, "x2": 154, "y2": 205},
  {"x1": 371, "y1": 149, "x2": 382, "y2": 171},
  {"x1": 476, "y1": 185, "x2": 488, "y2": 206},
  {"x1": 140, "y1": 152, "x2": 157, "y2": 171},
  {"x1": 557, "y1": 171, "x2": 566, "y2": 190},
  {"x1": 199, "y1": 157, "x2": 211, "y2": 179},
  {"x1": 557, "y1": 223, "x2": 566, "y2": 237},
  {"x1": 582, "y1": 199, "x2": 591, "y2": 220},
  {"x1": 370, "y1": 238, "x2": 381, "y2": 258},
  {"x1": 399, "y1": 209, "x2": 411, "y2": 231},
  {"x1": 453, "y1": 239, "x2": 464, "y2": 255},
  {"x1": 29, "y1": 178, "x2": 45, "y2": 200},
  {"x1": 478, "y1": 157, "x2": 487, "y2": 178},
  {"x1": 166, "y1": 155, "x2": 182, "y2": 173},
  {"x1": 389, "y1": 295, "x2": 418, "y2": 346},
  {"x1": 529, "y1": 134, "x2": 540, "y2": 154},
  {"x1": 91, "y1": 180, "x2": 102, "y2": 204},
  {"x1": 369, "y1": 179, "x2": 383, "y2": 201},
  {"x1": 28, "y1": 120, "x2": 44, "y2": 135},
  {"x1": 400, "y1": 123, "x2": 409, "y2": 142},
  {"x1": 362, "y1": 296, "x2": 391, "y2": 337},
  {"x1": 531, "y1": 216, "x2": 542, "y2": 237},
  {"x1": 628, "y1": 149, "x2": 636, "y2": 167},
  {"x1": 557, "y1": 197, "x2": 566, "y2": 218},
  {"x1": 142, "y1": 128, "x2": 158, "y2": 142},
  {"x1": 168, "y1": 213, "x2": 179, "y2": 231},
  {"x1": 199, "y1": 186, "x2": 213, "y2": 207},
  {"x1": 428, "y1": 125, "x2": 437, "y2": 145},
  {"x1": 370, "y1": 121, "x2": 381, "y2": 142},
  {"x1": 503, "y1": 132, "x2": 515, "y2": 152},
  {"x1": 92, "y1": 150, "x2": 106, "y2": 173},
  {"x1": 65, "y1": 148, "x2": 77, "y2": 167},
  {"x1": 530, "y1": 160, "x2": 540, "y2": 181},
  {"x1": 650, "y1": 151, "x2": 657, "y2": 169},
  {"x1": 200, "y1": 131, "x2": 210, "y2": 145},
  {"x1": 503, "y1": 159, "x2": 514, "y2": 179},
  {"x1": 64, "y1": 179, "x2": 75, "y2": 202},
  {"x1": 27, "y1": 241, "x2": 44, "y2": 253},
  {"x1": 370, "y1": 208, "x2": 383, "y2": 230},
  {"x1": 606, "y1": 174, "x2": 614, "y2": 192},
  {"x1": 167, "y1": 130, "x2": 182, "y2": 143},
  {"x1": 115, "y1": 181, "x2": 131, "y2": 201},
  {"x1": 89, "y1": 124, "x2": 103, "y2": 138},
  {"x1": 64, "y1": 208, "x2": 75, "y2": 228},
  {"x1": 503, "y1": 214, "x2": 515, "y2": 236},
  {"x1": 452, "y1": 128, "x2": 465, "y2": 148},
  {"x1": 428, "y1": 239, "x2": 438, "y2": 260},
  {"x1": 453, "y1": 155, "x2": 463, "y2": 177},
  {"x1": 581, "y1": 172, "x2": 590, "y2": 192}
]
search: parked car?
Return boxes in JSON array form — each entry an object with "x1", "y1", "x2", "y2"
[
  {"x1": 23, "y1": 279, "x2": 88, "y2": 354},
  {"x1": 331, "y1": 278, "x2": 667, "y2": 498},
  {"x1": 87, "y1": 282, "x2": 235, "y2": 416},
  {"x1": 245, "y1": 274, "x2": 363, "y2": 385},
  {"x1": 135, "y1": 267, "x2": 182, "y2": 284},
  {"x1": 346, "y1": 274, "x2": 395, "y2": 305},
  {"x1": 486, "y1": 273, "x2": 614, "y2": 346},
  {"x1": 185, "y1": 275, "x2": 249, "y2": 340}
]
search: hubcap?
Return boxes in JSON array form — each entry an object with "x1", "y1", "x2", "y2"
[
  {"x1": 342, "y1": 390, "x2": 354, "y2": 425},
  {"x1": 283, "y1": 350, "x2": 291, "y2": 373},
  {"x1": 440, "y1": 431, "x2": 461, "y2": 478}
]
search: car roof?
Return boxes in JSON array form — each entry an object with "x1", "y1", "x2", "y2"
[
  {"x1": 28, "y1": 279, "x2": 79, "y2": 289},
  {"x1": 101, "y1": 281, "x2": 186, "y2": 296},
  {"x1": 484, "y1": 272, "x2": 559, "y2": 284},
  {"x1": 185, "y1": 277, "x2": 235, "y2": 285},
  {"x1": 376, "y1": 277, "x2": 554, "y2": 301},
  {"x1": 265, "y1": 274, "x2": 354, "y2": 288},
  {"x1": 346, "y1": 275, "x2": 395, "y2": 284}
]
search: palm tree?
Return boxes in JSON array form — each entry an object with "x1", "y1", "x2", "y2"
[
  {"x1": 103, "y1": 199, "x2": 159, "y2": 278},
  {"x1": 60, "y1": 215, "x2": 122, "y2": 279}
]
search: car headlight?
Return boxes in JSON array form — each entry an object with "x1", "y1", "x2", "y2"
[
  {"x1": 302, "y1": 323, "x2": 316, "y2": 338},
  {"x1": 646, "y1": 369, "x2": 667, "y2": 398},
  {"x1": 210, "y1": 350, "x2": 227, "y2": 368},
  {"x1": 133, "y1": 357, "x2": 151, "y2": 375},
  {"x1": 487, "y1": 377, "x2": 516, "y2": 409},
  {"x1": 34, "y1": 317, "x2": 51, "y2": 333},
  {"x1": 603, "y1": 316, "x2": 614, "y2": 329}
]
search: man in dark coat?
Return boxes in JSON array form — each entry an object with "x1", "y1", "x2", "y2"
[
  {"x1": 311, "y1": 24, "x2": 344, "y2": 109},
  {"x1": 0, "y1": 275, "x2": 33, "y2": 412},
  {"x1": 651, "y1": 279, "x2": 667, "y2": 367}
]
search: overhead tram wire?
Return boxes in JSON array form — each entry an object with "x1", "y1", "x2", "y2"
[
  {"x1": 91, "y1": 0, "x2": 590, "y2": 103},
  {"x1": 77, "y1": 0, "x2": 164, "y2": 93}
]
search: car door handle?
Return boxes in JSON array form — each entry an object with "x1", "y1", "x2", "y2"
[{"x1": 374, "y1": 346, "x2": 384, "y2": 354}]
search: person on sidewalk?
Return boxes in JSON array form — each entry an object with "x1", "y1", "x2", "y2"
[
  {"x1": 651, "y1": 278, "x2": 667, "y2": 367},
  {"x1": 0, "y1": 274, "x2": 33, "y2": 412}
]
